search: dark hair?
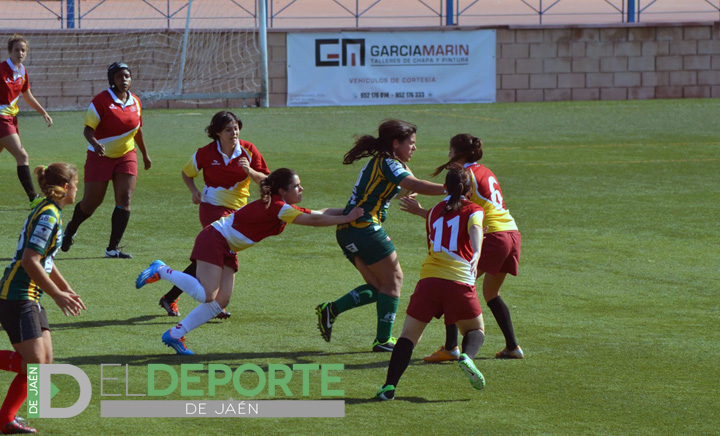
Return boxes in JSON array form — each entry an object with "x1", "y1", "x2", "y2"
[
  {"x1": 343, "y1": 119, "x2": 417, "y2": 165},
  {"x1": 432, "y1": 134, "x2": 483, "y2": 177},
  {"x1": 8, "y1": 34, "x2": 28, "y2": 53},
  {"x1": 107, "y1": 62, "x2": 131, "y2": 88},
  {"x1": 34, "y1": 163, "x2": 78, "y2": 202},
  {"x1": 205, "y1": 111, "x2": 242, "y2": 141},
  {"x1": 443, "y1": 163, "x2": 472, "y2": 214},
  {"x1": 259, "y1": 168, "x2": 297, "y2": 207}
]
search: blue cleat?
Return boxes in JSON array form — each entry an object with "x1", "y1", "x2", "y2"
[
  {"x1": 162, "y1": 329, "x2": 194, "y2": 355},
  {"x1": 136, "y1": 260, "x2": 166, "y2": 289}
]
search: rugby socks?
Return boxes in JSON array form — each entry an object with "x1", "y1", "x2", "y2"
[
  {"x1": 169, "y1": 300, "x2": 223, "y2": 339},
  {"x1": 461, "y1": 329, "x2": 486, "y2": 359},
  {"x1": 333, "y1": 284, "x2": 378, "y2": 315},
  {"x1": 164, "y1": 262, "x2": 197, "y2": 302},
  {"x1": 158, "y1": 266, "x2": 206, "y2": 303},
  {"x1": 487, "y1": 296, "x2": 519, "y2": 350},
  {"x1": 385, "y1": 337, "x2": 414, "y2": 387},
  {"x1": 376, "y1": 293, "x2": 399, "y2": 343},
  {"x1": 0, "y1": 351, "x2": 23, "y2": 374},
  {"x1": 0, "y1": 374, "x2": 27, "y2": 426},
  {"x1": 444, "y1": 324, "x2": 459, "y2": 350},
  {"x1": 65, "y1": 201, "x2": 93, "y2": 239},
  {"x1": 17, "y1": 165, "x2": 37, "y2": 201},
  {"x1": 108, "y1": 207, "x2": 131, "y2": 251}
]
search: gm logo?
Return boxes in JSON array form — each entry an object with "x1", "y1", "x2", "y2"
[{"x1": 315, "y1": 39, "x2": 365, "y2": 67}]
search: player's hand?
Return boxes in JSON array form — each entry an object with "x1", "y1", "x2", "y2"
[
  {"x1": 93, "y1": 143, "x2": 105, "y2": 156},
  {"x1": 346, "y1": 206, "x2": 364, "y2": 221},
  {"x1": 399, "y1": 196, "x2": 425, "y2": 217},
  {"x1": 143, "y1": 154, "x2": 152, "y2": 170},
  {"x1": 238, "y1": 157, "x2": 250, "y2": 173},
  {"x1": 53, "y1": 291, "x2": 86, "y2": 317},
  {"x1": 469, "y1": 253, "x2": 480, "y2": 277},
  {"x1": 191, "y1": 190, "x2": 202, "y2": 204},
  {"x1": 43, "y1": 113, "x2": 53, "y2": 127}
]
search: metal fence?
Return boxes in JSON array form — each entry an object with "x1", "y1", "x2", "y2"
[{"x1": 1, "y1": 0, "x2": 718, "y2": 30}]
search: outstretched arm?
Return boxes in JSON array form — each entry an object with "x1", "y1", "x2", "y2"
[
  {"x1": 399, "y1": 196, "x2": 429, "y2": 218},
  {"x1": 293, "y1": 206, "x2": 364, "y2": 227},
  {"x1": 399, "y1": 176, "x2": 445, "y2": 196}
]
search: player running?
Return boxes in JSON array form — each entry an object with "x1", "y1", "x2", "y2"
[
  {"x1": 315, "y1": 119, "x2": 445, "y2": 352},
  {"x1": 376, "y1": 163, "x2": 486, "y2": 401},
  {"x1": 136, "y1": 168, "x2": 363, "y2": 355}
]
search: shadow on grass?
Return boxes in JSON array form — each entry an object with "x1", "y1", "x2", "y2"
[
  {"x1": 345, "y1": 396, "x2": 470, "y2": 405},
  {"x1": 57, "y1": 349, "x2": 379, "y2": 368},
  {"x1": 51, "y1": 314, "x2": 172, "y2": 330}
]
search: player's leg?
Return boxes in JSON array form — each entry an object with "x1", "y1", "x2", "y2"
[
  {"x1": 363, "y1": 252, "x2": 403, "y2": 351},
  {"x1": 0, "y1": 337, "x2": 47, "y2": 433},
  {"x1": 62, "y1": 180, "x2": 109, "y2": 252},
  {"x1": 376, "y1": 315, "x2": 427, "y2": 401},
  {"x1": 0, "y1": 133, "x2": 38, "y2": 203},
  {"x1": 105, "y1": 172, "x2": 136, "y2": 258},
  {"x1": 456, "y1": 315, "x2": 486, "y2": 390},
  {"x1": 483, "y1": 271, "x2": 522, "y2": 358}
]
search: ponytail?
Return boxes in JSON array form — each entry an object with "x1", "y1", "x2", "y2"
[
  {"x1": 442, "y1": 163, "x2": 471, "y2": 214},
  {"x1": 432, "y1": 134, "x2": 483, "y2": 177},
  {"x1": 260, "y1": 168, "x2": 297, "y2": 207},
  {"x1": 34, "y1": 163, "x2": 77, "y2": 202},
  {"x1": 343, "y1": 119, "x2": 417, "y2": 165}
]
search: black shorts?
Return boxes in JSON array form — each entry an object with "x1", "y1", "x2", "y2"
[{"x1": 0, "y1": 299, "x2": 50, "y2": 344}]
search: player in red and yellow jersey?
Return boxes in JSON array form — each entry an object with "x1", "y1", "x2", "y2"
[
  {"x1": 376, "y1": 164, "x2": 487, "y2": 401},
  {"x1": 0, "y1": 163, "x2": 85, "y2": 434},
  {"x1": 402, "y1": 133, "x2": 524, "y2": 361},
  {"x1": 62, "y1": 62, "x2": 152, "y2": 259},
  {"x1": 0, "y1": 34, "x2": 53, "y2": 208},
  {"x1": 136, "y1": 168, "x2": 363, "y2": 355},
  {"x1": 158, "y1": 110, "x2": 270, "y2": 318}
]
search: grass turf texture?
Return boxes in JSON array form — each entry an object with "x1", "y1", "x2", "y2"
[{"x1": 0, "y1": 99, "x2": 718, "y2": 435}]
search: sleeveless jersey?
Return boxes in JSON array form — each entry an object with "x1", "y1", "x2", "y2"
[
  {"x1": 342, "y1": 156, "x2": 411, "y2": 228},
  {"x1": 465, "y1": 162, "x2": 518, "y2": 233},
  {"x1": 419, "y1": 198, "x2": 484, "y2": 286},
  {"x1": 1, "y1": 199, "x2": 63, "y2": 302}
]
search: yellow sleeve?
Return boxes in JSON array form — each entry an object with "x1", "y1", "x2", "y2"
[
  {"x1": 84, "y1": 102, "x2": 100, "y2": 129},
  {"x1": 182, "y1": 155, "x2": 199, "y2": 178}
]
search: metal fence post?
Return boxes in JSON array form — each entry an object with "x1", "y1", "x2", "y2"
[
  {"x1": 627, "y1": 0, "x2": 635, "y2": 23},
  {"x1": 446, "y1": 0, "x2": 453, "y2": 25},
  {"x1": 66, "y1": 0, "x2": 75, "y2": 28}
]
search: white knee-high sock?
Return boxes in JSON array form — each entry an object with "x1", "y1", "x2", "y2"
[
  {"x1": 170, "y1": 300, "x2": 223, "y2": 339},
  {"x1": 159, "y1": 266, "x2": 206, "y2": 303}
]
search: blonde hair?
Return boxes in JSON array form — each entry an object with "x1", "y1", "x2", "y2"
[{"x1": 34, "y1": 163, "x2": 77, "y2": 202}]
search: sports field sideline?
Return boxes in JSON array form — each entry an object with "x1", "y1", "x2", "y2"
[{"x1": 0, "y1": 99, "x2": 718, "y2": 435}]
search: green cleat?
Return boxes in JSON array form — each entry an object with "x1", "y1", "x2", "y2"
[
  {"x1": 372, "y1": 336, "x2": 397, "y2": 352},
  {"x1": 458, "y1": 353, "x2": 485, "y2": 390},
  {"x1": 315, "y1": 302, "x2": 335, "y2": 342},
  {"x1": 375, "y1": 384, "x2": 395, "y2": 401}
]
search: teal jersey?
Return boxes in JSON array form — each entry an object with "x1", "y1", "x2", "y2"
[
  {"x1": 1, "y1": 199, "x2": 63, "y2": 302},
  {"x1": 342, "y1": 156, "x2": 411, "y2": 228}
]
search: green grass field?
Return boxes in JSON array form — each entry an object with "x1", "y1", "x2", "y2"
[{"x1": 0, "y1": 99, "x2": 718, "y2": 435}]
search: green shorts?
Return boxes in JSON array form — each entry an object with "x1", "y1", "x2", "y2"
[{"x1": 336, "y1": 224, "x2": 396, "y2": 266}]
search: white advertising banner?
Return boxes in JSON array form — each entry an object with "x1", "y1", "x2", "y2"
[{"x1": 287, "y1": 30, "x2": 496, "y2": 107}]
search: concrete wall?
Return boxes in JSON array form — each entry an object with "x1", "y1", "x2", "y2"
[{"x1": 5, "y1": 22, "x2": 719, "y2": 110}]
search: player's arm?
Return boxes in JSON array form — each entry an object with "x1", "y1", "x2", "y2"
[
  {"x1": 398, "y1": 175, "x2": 445, "y2": 196},
  {"x1": 21, "y1": 88, "x2": 52, "y2": 127},
  {"x1": 399, "y1": 196, "x2": 428, "y2": 218},
  {"x1": 21, "y1": 249, "x2": 85, "y2": 316},
  {"x1": 84, "y1": 125, "x2": 105, "y2": 156},
  {"x1": 181, "y1": 171, "x2": 202, "y2": 204},
  {"x1": 293, "y1": 206, "x2": 363, "y2": 227},
  {"x1": 307, "y1": 208, "x2": 346, "y2": 216},
  {"x1": 49, "y1": 265, "x2": 77, "y2": 296},
  {"x1": 135, "y1": 128, "x2": 151, "y2": 170},
  {"x1": 238, "y1": 157, "x2": 267, "y2": 185},
  {"x1": 468, "y1": 224, "x2": 483, "y2": 277}
]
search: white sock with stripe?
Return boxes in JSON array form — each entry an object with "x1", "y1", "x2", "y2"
[
  {"x1": 170, "y1": 300, "x2": 223, "y2": 339},
  {"x1": 159, "y1": 266, "x2": 206, "y2": 303}
]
